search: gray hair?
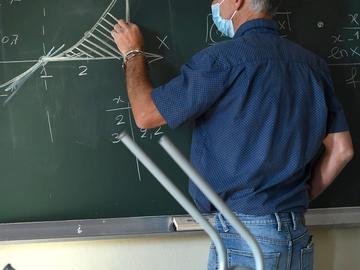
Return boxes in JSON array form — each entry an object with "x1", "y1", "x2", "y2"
[{"x1": 250, "y1": 0, "x2": 282, "y2": 16}]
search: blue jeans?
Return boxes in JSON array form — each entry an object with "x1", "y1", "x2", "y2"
[{"x1": 208, "y1": 212, "x2": 314, "y2": 270}]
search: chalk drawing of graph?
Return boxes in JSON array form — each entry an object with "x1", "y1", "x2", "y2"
[{"x1": 0, "y1": 0, "x2": 163, "y2": 105}]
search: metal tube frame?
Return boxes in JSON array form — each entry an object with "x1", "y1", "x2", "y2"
[
  {"x1": 119, "y1": 132, "x2": 231, "y2": 270},
  {"x1": 120, "y1": 132, "x2": 258, "y2": 270}
]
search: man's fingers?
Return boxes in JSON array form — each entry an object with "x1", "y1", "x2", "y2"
[
  {"x1": 114, "y1": 24, "x2": 123, "y2": 33},
  {"x1": 117, "y1": 19, "x2": 129, "y2": 29},
  {"x1": 111, "y1": 20, "x2": 143, "y2": 54},
  {"x1": 130, "y1": 23, "x2": 139, "y2": 29},
  {"x1": 114, "y1": 20, "x2": 140, "y2": 33}
]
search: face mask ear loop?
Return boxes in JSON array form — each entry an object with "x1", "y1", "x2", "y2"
[
  {"x1": 218, "y1": 0, "x2": 226, "y2": 6},
  {"x1": 230, "y1": 10, "x2": 237, "y2": 20}
]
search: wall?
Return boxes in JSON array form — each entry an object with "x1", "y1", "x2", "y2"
[{"x1": 0, "y1": 227, "x2": 359, "y2": 270}]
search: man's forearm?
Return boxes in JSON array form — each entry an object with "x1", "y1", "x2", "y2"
[
  {"x1": 125, "y1": 55, "x2": 154, "y2": 126},
  {"x1": 309, "y1": 149, "x2": 353, "y2": 200}
]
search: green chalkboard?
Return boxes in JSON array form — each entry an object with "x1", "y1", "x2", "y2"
[
  {"x1": 0, "y1": 0, "x2": 203, "y2": 223},
  {"x1": 0, "y1": 0, "x2": 359, "y2": 224}
]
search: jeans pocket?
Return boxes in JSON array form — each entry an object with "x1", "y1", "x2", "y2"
[
  {"x1": 227, "y1": 249, "x2": 281, "y2": 270},
  {"x1": 300, "y1": 240, "x2": 314, "y2": 270}
]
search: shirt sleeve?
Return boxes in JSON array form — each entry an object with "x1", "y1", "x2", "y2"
[
  {"x1": 323, "y1": 66, "x2": 349, "y2": 134},
  {"x1": 151, "y1": 51, "x2": 233, "y2": 129}
]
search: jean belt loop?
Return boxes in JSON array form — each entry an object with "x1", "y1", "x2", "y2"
[
  {"x1": 302, "y1": 214, "x2": 306, "y2": 226},
  {"x1": 291, "y1": 212, "x2": 297, "y2": 231},
  {"x1": 218, "y1": 213, "x2": 230, "y2": 233},
  {"x1": 274, "y1": 213, "x2": 282, "y2": 232}
]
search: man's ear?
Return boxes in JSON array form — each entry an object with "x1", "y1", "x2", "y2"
[{"x1": 234, "y1": 0, "x2": 245, "y2": 10}]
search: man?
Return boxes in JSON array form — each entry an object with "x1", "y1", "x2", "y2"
[{"x1": 111, "y1": 0, "x2": 354, "y2": 269}]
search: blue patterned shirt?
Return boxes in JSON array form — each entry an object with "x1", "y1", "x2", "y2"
[{"x1": 151, "y1": 19, "x2": 349, "y2": 214}]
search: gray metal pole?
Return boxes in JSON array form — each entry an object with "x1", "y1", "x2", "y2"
[
  {"x1": 159, "y1": 136, "x2": 264, "y2": 270},
  {"x1": 119, "y1": 132, "x2": 228, "y2": 270}
]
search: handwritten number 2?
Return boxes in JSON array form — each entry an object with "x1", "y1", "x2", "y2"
[{"x1": 78, "y1": 66, "x2": 88, "y2": 76}]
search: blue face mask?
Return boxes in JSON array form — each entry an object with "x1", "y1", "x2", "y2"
[{"x1": 211, "y1": 0, "x2": 237, "y2": 38}]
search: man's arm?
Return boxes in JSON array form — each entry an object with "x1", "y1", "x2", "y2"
[
  {"x1": 309, "y1": 131, "x2": 354, "y2": 200},
  {"x1": 123, "y1": 54, "x2": 166, "y2": 129},
  {"x1": 111, "y1": 20, "x2": 166, "y2": 129}
]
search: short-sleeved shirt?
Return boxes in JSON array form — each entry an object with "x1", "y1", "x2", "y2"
[{"x1": 151, "y1": 19, "x2": 349, "y2": 215}]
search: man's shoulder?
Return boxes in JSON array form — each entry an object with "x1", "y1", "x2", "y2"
[
  {"x1": 191, "y1": 35, "x2": 329, "y2": 72},
  {"x1": 280, "y1": 38, "x2": 329, "y2": 69},
  {"x1": 193, "y1": 40, "x2": 247, "y2": 68},
  {"x1": 188, "y1": 42, "x2": 238, "y2": 69},
  {"x1": 225, "y1": 37, "x2": 326, "y2": 69}
]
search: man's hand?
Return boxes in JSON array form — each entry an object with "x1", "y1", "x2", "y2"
[
  {"x1": 111, "y1": 20, "x2": 144, "y2": 56},
  {"x1": 309, "y1": 131, "x2": 354, "y2": 200}
]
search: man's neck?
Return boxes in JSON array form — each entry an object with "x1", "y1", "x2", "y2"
[{"x1": 233, "y1": 12, "x2": 272, "y2": 33}]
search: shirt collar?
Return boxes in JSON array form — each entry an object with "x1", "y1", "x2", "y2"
[{"x1": 233, "y1": 18, "x2": 279, "y2": 38}]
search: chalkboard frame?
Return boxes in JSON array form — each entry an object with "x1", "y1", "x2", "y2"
[
  {"x1": 1, "y1": 0, "x2": 360, "y2": 241},
  {"x1": 0, "y1": 207, "x2": 359, "y2": 243}
]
